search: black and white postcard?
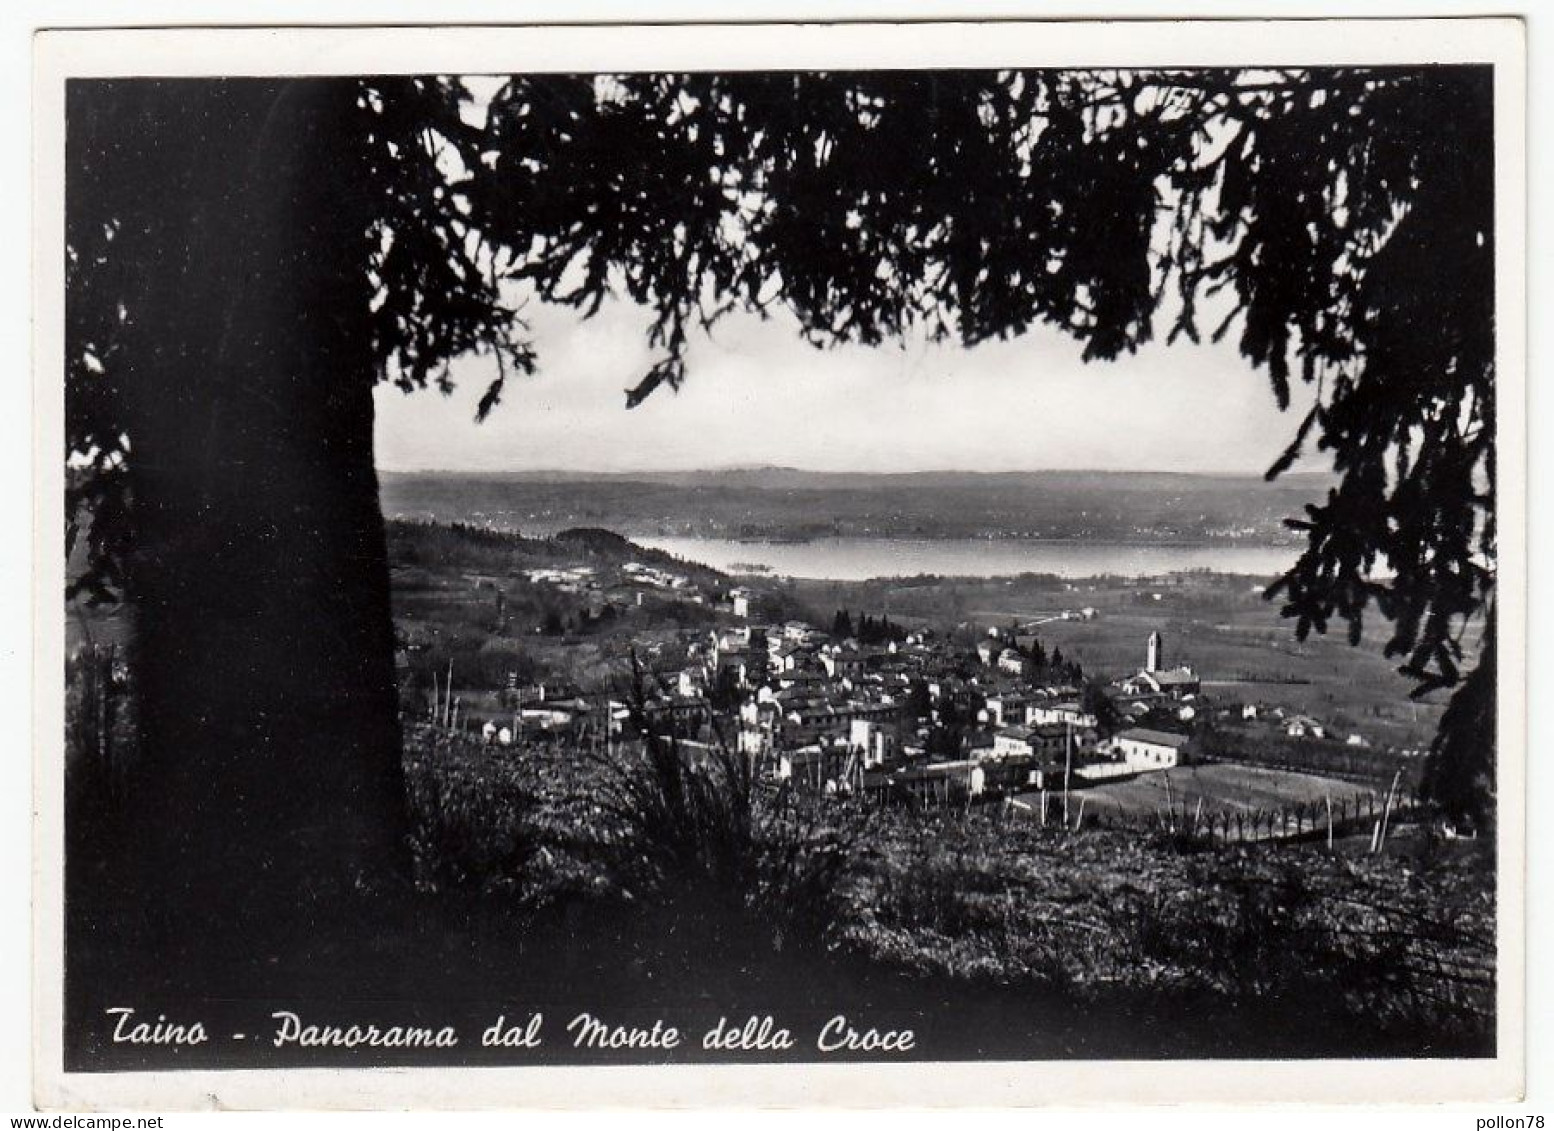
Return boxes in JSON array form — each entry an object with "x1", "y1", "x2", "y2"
[{"x1": 32, "y1": 18, "x2": 1527, "y2": 1108}]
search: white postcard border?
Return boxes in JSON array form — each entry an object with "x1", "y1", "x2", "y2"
[{"x1": 30, "y1": 16, "x2": 1528, "y2": 1110}]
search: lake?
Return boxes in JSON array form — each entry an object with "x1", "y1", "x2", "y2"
[{"x1": 633, "y1": 536, "x2": 1299, "y2": 582}]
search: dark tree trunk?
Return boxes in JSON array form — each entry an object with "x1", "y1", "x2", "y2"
[
  {"x1": 1422, "y1": 613, "x2": 1497, "y2": 834},
  {"x1": 67, "y1": 79, "x2": 407, "y2": 954}
]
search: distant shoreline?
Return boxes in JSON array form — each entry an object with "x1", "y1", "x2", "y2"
[
  {"x1": 382, "y1": 519, "x2": 1302, "y2": 552},
  {"x1": 384, "y1": 519, "x2": 1302, "y2": 553},
  {"x1": 633, "y1": 534, "x2": 1301, "y2": 584}
]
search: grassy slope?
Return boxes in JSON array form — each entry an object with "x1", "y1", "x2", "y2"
[{"x1": 398, "y1": 731, "x2": 1495, "y2": 1058}]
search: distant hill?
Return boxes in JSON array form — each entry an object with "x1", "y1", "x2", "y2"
[
  {"x1": 553, "y1": 527, "x2": 640, "y2": 557},
  {"x1": 385, "y1": 519, "x2": 727, "y2": 582},
  {"x1": 380, "y1": 469, "x2": 1335, "y2": 546}
]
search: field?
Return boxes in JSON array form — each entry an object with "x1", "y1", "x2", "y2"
[
  {"x1": 1005, "y1": 585, "x2": 1454, "y2": 751},
  {"x1": 1028, "y1": 763, "x2": 1378, "y2": 822}
]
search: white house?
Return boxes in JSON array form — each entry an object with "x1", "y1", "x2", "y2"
[
  {"x1": 820, "y1": 649, "x2": 866, "y2": 679},
  {"x1": 678, "y1": 668, "x2": 708, "y2": 699},
  {"x1": 520, "y1": 703, "x2": 580, "y2": 730},
  {"x1": 985, "y1": 693, "x2": 1036, "y2": 728},
  {"x1": 991, "y1": 724, "x2": 1070, "y2": 761},
  {"x1": 1027, "y1": 701, "x2": 1098, "y2": 728},
  {"x1": 1111, "y1": 727, "x2": 1191, "y2": 771},
  {"x1": 1285, "y1": 715, "x2": 1327, "y2": 740},
  {"x1": 849, "y1": 718, "x2": 897, "y2": 768},
  {"x1": 875, "y1": 759, "x2": 987, "y2": 800},
  {"x1": 1121, "y1": 667, "x2": 1201, "y2": 698},
  {"x1": 770, "y1": 643, "x2": 814, "y2": 673}
]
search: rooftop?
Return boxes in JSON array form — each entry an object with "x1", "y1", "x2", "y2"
[{"x1": 1116, "y1": 727, "x2": 1192, "y2": 749}]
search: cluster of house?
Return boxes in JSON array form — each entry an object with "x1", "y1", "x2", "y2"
[
  {"x1": 461, "y1": 620, "x2": 1209, "y2": 798},
  {"x1": 1237, "y1": 702, "x2": 1407, "y2": 752},
  {"x1": 685, "y1": 622, "x2": 1203, "y2": 800},
  {"x1": 623, "y1": 561, "x2": 698, "y2": 593},
  {"x1": 509, "y1": 559, "x2": 715, "y2": 626},
  {"x1": 453, "y1": 594, "x2": 1398, "y2": 797},
  {"x1": 521, "y1": 565, "x2": 600, "y2": 592}
]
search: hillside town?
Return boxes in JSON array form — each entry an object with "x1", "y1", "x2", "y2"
[{"x1": 415, "y1": 552, "x2": 1420, "y2": 814}]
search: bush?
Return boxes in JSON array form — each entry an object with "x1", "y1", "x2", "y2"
[
  {"x1": 583, "y1": 731, "x2": 864, "y2": 952},
  {"x1": 578, "y1": 661, "x2": 864, "y2": 951},
  {"x1": 403, "y1": 728, "x2": 542, "y2": 893}
]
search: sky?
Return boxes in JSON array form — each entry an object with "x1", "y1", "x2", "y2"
[{"x1": 373, "y1": 293, "x2": 1321, "y2": 476}]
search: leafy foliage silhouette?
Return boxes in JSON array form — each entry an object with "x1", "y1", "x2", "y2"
[{"x1": 468, "y1": 67, "x2": 1495, "y2": 825}]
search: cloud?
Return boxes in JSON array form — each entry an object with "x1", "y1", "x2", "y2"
[{"x1": 374, "y1": 296, "x2": 1319, "y2": 475}]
